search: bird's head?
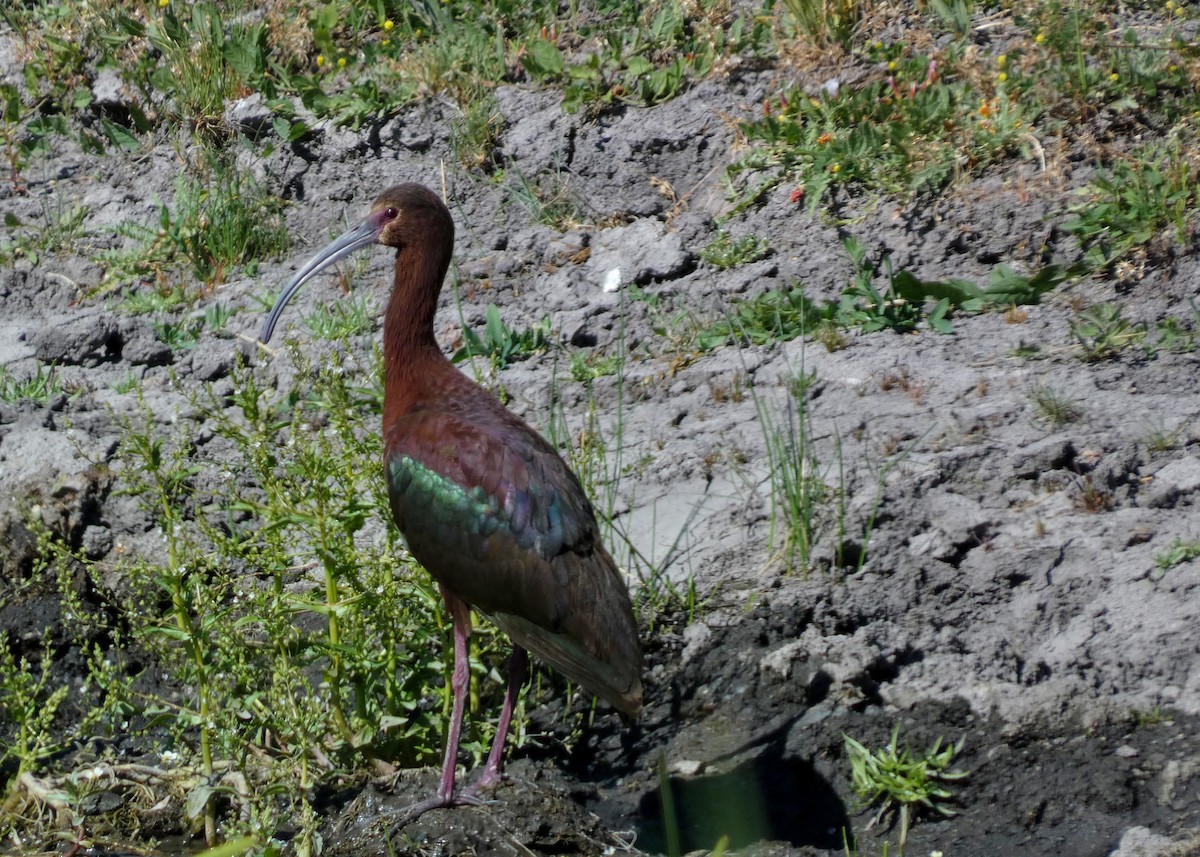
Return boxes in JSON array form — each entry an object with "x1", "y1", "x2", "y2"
[{"x1": 259, "y1": 183, "x2": 453, "y2": 344}]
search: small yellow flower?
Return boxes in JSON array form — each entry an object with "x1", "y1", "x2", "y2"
[
  {"x1": 998, "y1": 71, "x2": 1008, "y2": 83},
  {"x1": 887, "y1": 60, "x2": 897, "y2": 71},
  {"x1": 383, "y1": 19, "x2": 395, "y2": 30},
  {"x1": 382, "y1": 38, "x2": 391, "y2": 46},
  {"x1": 1035, "y1": 32, "x2": 1046, "y2": 43},
  {"x1": 316, "y1": 54, "x2": 326, "y2": 67},
  {"x1": 337, "y1": 56, "x2": 347, "y2": 68},
  {"x1": 830, "y1": 163, "x2": 841, "y2": 173},
  {"x1": 1165, "y1": 0, "x2": 1175, "y2": 9},
  {"x1": 997, "y1": 54, "x2": 1007, "y2": 67},
  {"x1": 159, "y1": 0, "x2": 168, "y2": 7},
  {"x1": 1109, "y1": 71, "x2": 1118, "y2": 82}
]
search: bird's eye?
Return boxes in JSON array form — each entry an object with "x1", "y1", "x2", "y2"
[{"x1": 384, "y1": 207, "x2": 399, "y2": 219}]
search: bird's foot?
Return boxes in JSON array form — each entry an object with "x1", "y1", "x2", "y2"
[{"x1": 386, "y1": 790, "x2": 490, "y2": 837}]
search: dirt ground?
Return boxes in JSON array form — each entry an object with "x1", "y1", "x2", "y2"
[{"x1": 3, "y1": 7, "x2": 1200, "y2": 857}]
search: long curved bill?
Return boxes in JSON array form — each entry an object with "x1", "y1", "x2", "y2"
[{"x1": 258, "y1": 217, "x2": 380, "y2": 343}]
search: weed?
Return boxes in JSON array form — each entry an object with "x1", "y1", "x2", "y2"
[
  {"x1": 102, "y1": 161, "x2": 287, "y2": 290},
  {"x1": 112, "y1": 369, "x2": 141, "y2": 395},
  {"x1": 748, "y1": 359, "x2": 833, "y2": 573},
  {"x1": 1070, "y1": 303, "x2": 1147, "y2": 360},
  {"x1": 1074, "y1": 474, "x2": 1113, "y2": 513},
  {"x1": 0, "y1": 199, "x2": 88, "y2": 266},
  {"x1": 1154, "y1": 539, "x2": 1200, "y2": 572},
  {"x1": 570, "y1": 352, "x2": 622, "y2": 386},
  {"x1": 1065, "y1": 143, "x2": 1199, "y2": 270},
  {"x1": 451, "y1": 95, "x2": 502, "y2": 171},
  {"x1": 700, "y1": 242, "x2": 1069, "y2": 350},
  {"x1": 501, "y1": 166, "x2": 583, "y2": 230},
  {"x1": 837, "y1": 238, "x2": 930, "y2": 334},
  {"x1": 153, "y1": 317, "x2": 203, "y2": 351},
  {"x1": 844, "y1": 726, "x2": 968, "y2": 847},
  {"x1": 453, "y1": 304, "x2": 552, "y2": 370},
  {"x1": 113, "y1": 283, "x2": 195, "y2": 316},
  {"x1": 1153, "y1": 315, "x2": 1198, "y2": 355},
  {"x1": 1143, "y1": 421, "x2": 1184, "y2": 453},
  {"x1": 700, "y1": 286, "x2": 829, "y2": 349},
  {"x1": 730, "y1": 52, "x2": 1030, "y2": 211},
  {"x1": 780, "y1": 0, "x2": 863, "y2": 50},
  {"x1": 203, "y1": 302, "x2": 237, "y2": 335},
  {"x1": 521, "y1": 3, "x2": 767, "y2": 115},
  {"x1": 0, "y1": 636, "x2": 71, "y2": 781},
  {"x1": 0, "y1": 363, "x2": 67, "y2": 404},
  {"x1": 303, "y1": 293, "x2": 376, "y2": 340},
  {"x1": 1028, "y1": 384, "x2": 1083, "y2": 427},
  {"x1": 700, "y1": 231, "x2": 770, "y2": 269},
  {"x1": 930, "y1": 0, "x2": 975, "y2": 37}
]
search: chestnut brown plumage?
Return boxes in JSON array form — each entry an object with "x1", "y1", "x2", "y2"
[{"x1": 259, "y1": 183, "x2": 642, "y2": 821}]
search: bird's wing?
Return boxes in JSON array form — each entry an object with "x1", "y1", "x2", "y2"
[{"x1": 385, "y1": 405, "x2": 641, "y2": 717}]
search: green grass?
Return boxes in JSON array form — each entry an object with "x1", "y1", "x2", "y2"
[
  {"x1": 1065, "y1": 142, "x2": 1199, "y2": 270},
  {"x1": 844, "y1": 727, "x2": 968, "y2": 848},
  {"x1": 779, "y1": 0, "x2": 863, "y2": 50},
  {"x1": 303, "y1": 293, "x2": 376, "y2": 340},
  {"x1": 451, "y1": 304, "x2": 552, "y2": 370},
  {"x1": 753, "y1": 370, "x2": 828, "y2": 572},
  {"x1": 700, "y1": 231, "x2": 770, "y2": 269},
  {"x1": 0, "y1": 363, "x2": 69, "y2": 404},
  {"x1": 698, "y1": 239, "x2": 1071, "y2": 350},
  {"x1": 101, "y1": 159, "x2": 288, "y2": 292},
  {"x1": 730, "y1": 49, "x2": 1031, "y2": 212},
  {"x1": 1028, "y1": 384, "x2": 1083, "y2": 427}
]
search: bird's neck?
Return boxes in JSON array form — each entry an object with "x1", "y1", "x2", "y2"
[{"x1": 382, "y1": 242, "x2": 452, "y2": 426}]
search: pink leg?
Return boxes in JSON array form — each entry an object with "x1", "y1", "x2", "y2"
[
  {"x1": 437, "y1": 587, "x2": 473, "y2": 802},
  {"x1": 471, "y1": 646, "x2": 528, "y2": 791},
  {"x1": 388, "y1": 587, "x2": 480, "y2": 835}
]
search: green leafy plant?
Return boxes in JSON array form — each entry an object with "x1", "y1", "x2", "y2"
[
  {"x1": 25, "y1": 346, "x2": 509, "y2": 849},
  {"x1": 780, "y1": 0, "x2": 863, "y2": 50},
  {"x1": 1064, "y1": 143, "x2": 1199, "y2": 269},
  {"x1": 844, "y1": 727, "x2": 969, "y2": 847},
  {"x1": 521, "y1": 2, "x2": 767, "y2": 114},
  {"x1": 730, "y1": 53, "x2": 1030, "y2": 211},
  {"x1": 1154, "y1": 539, "x2": 1200, "y2": 573},
  {"x1": 699, "y1": 241, "x2": 1069, "y2": 350},
  {"x1": 701, "y1": 231, "x2": 770, "y2": 269},
  {"x1": 1070, "y1": 303, "x2": 1147, "y2": 360},
  {"x1": 153, "y1": 317, "x2": 204, "y2": 351},
  {"x1": 0, "y1": 363, "x2": 68, "y2": 404},
  {"x1": 102, "y1": 162, "x2": 287, "y2": 290},
  {"x1": 303, "y1": 293, "x2": 376, "y2": 340},
  {"x1": 0, "y1": 636, "x2": 71, "y2": 782},
  {"x1": 930, "y1": 0, "x2": 974, "y2": 38},
  {"x1": 452, "y1": 304, "x2": 552, "y2": 369}
]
